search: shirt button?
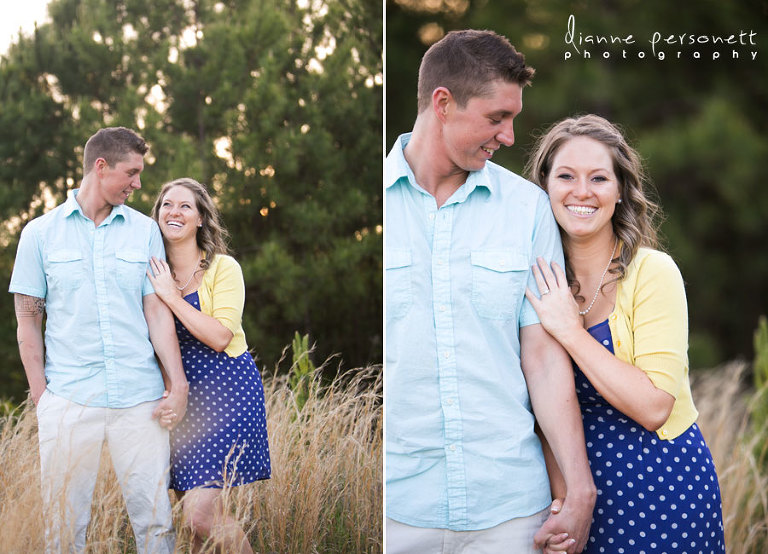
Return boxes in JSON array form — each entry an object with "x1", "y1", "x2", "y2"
[
  {"x1": 660, "y1": 429, "x2": 668, "y2": 438},
  {"x1": 443, "y1": 352, "x2": 450, "y2": 359},
  {"x1": 450, "y1": 444, "x2": 456, "y2": 451},
  {"x1": 610, "y1": 314, "x2": 617, "y2": 321},
  {"x1": 428, "y1": 213, "x2": 435, "y2": 220},
  {"x1": 439, "y1": 305, "x2": 447, "y2": 312},
  {"x1": 617, "y1": 340, "x2": 622, "y2": 347},
  {"x1": 446, "y1": 398, "x2": 454, "y2": 406}
]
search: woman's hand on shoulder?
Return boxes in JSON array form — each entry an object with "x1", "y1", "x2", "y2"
[
  {"x1": 525, "y1": 258, "x2": 583, "y2": 342},
  {"x1": 146, "y1": 256, "x2": 182, "y2": 304}
]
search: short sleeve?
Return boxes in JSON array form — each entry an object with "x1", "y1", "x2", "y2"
[
  {"x1": 631, "y1": 252, "x2": 689, "y2": 398},
  {"x1": 142, "y1": 221, "x2": 166, "y2": 296},
  {"x1": 519, "y1": 194, "x2": 565, "y2": 328},
  {"x1": 9, "y1": 222, "x2": 47, "y2": 299},
  {"x1": 210, "y1": 256, "x2": 245, "y2": 333}
]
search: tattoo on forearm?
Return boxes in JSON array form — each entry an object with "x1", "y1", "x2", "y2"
[{"x1": 14, "y1": 294, "x2": 45, "y2": 317}]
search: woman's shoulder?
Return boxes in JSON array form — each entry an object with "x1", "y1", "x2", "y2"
[
  {"x1": 205, "y1": 254, "x2": 244, "y2": 286},
  {"x1": 633, "y1": 247, "x2": 680, "y2": 273},
  {"x1": 629, "y1": 247, "x2": 684, "y2": 288},
  {"x1": 209, "y1": 253, "x2": 240, "y2": 270}
]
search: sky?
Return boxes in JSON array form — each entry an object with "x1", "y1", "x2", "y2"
[{"x1": 0, "y1": 1, "x2": 51, "y2": 55}]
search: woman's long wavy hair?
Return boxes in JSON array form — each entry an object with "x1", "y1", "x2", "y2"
[
  {"x1": 150, "y1": 177, "x2": 231, "y2": 272},
  {"x1": 525, "y1": 114, "x2": 662, "y2": 293}
]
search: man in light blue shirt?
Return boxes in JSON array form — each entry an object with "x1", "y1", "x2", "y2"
[
  {"x1": 386, "y1": 30, "x2": 596, "y2": 553},
  {"x1": 10, "y1": 127, "x2": 189, "y2": 553}
]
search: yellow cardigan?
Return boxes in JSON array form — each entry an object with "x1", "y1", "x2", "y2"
[
  {"x1": 607, "y1": 247, "x2": 698, "y2": 440},
  {"x1": 198, "y1": 254, "x2": 249, "y2": 358}
]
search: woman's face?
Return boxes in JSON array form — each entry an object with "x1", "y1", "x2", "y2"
[
  {"x1": 157, "y1": 185, "x2": 202, "y2": 243},
  {"x1": 546, "y1": 136, "x2": 621, "y2": 243}
]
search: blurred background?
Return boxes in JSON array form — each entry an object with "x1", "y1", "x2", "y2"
[
  {"x1": 387, "y1": 0, "x2": 768, "y2": 372},
  {"x1": 0, "y1": 0, "x2": 383, "y2": 403}
]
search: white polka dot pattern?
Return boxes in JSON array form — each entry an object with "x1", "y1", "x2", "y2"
[
  {"x1": 576, "y1": 319, "x2": 725, "y2": 553},
  {"x1": 169, "y1": 292, "x2": 271, "y2": 490}
]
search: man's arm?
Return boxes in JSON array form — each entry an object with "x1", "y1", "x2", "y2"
[
  {"x1": 14, "y1": 294, "x2": 47, "y2": 405},
  {"x1": 143, "y1": 293, "x2": 188, "y2": 428},
  {"x1": 521, "y1": 323, "x2": 596, "y2": 553}
]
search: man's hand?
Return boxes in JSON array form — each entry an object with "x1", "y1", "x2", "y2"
[{"x1": 31, "y1": 388, "x2": 46, "y2": 406}]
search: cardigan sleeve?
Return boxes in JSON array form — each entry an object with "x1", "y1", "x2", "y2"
[
  {"x1": 208, "y1": 255, "x2": 246, "y2": 335},
  {"x1": 630, "y1": 251, "x2": 690, "y2": 398}
]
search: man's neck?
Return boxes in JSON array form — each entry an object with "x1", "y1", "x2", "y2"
[
  {"x1": 404, "y1": 118, "x2": 469, "y2": 208},
  {"x1": 75, "y1": 180, "x2": 114, "y2": 227}
]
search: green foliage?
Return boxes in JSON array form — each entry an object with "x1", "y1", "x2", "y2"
[
  {"x1": 0, "y1": 398, "x2": 19, "y2": 419},
  {"x1": 289, "y1": 331, "x2": 317, "y2": 412},
  {"x1": 386, "y1": 0, "x2": 768, "y2": 367},
  {"x1": 0, "y1": 0, "x2": 382, "y2": 402},
  {"x1": 751, "y1": 316, "x2": 768, "y2": 431}
]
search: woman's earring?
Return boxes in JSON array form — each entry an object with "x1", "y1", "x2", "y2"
[{"x1": 617, "y1": 198, "x2": 623, "y2": 204}]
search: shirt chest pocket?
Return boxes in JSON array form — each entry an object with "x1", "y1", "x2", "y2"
[
  {"x1": 386, "y1": 248, "x2": 413, "y2": 320},
  {"x1": 470, "y1": 250, "x2": 529, "y2": 321},
  {"x1": 46, "y1": 250, "x2": 85, "y2": 291},
  {"x1": 115, "y1": 249, "x2": 148, "y2": 291}
]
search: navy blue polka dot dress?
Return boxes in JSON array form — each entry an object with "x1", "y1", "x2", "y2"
[
  {"x1": 577, "y1": 319, "x2": 725, "y2": 553},
  {"x1": 170, "y1": 291, "x2": 271, "y2": 490}
]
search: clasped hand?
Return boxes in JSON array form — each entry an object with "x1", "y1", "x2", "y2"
[
  {"x1": 152, "y1": 389, "x2": 187, "y2": 430},
  {"x1": 535, "y1": 497, "x2": 590, "y2": 553}
]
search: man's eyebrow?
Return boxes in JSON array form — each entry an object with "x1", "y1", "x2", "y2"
[{"x1": 487, "y1": 110, "x2": 516, "y2": 117}]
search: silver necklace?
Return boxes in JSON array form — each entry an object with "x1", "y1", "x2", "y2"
[
  {"x1": 175, "y1": 256, "x2": 201, "y2": 291},
  {"x1": 579, "y1": 238, "x2": 618, "y2": 316}
]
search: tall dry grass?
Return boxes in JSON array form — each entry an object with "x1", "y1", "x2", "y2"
[
  {"x1": 0, "y1": 366, "x2": 382, "y2": 553},
  {"x1": 691, "y1": 361, "x2": 768, "y2": 553}
]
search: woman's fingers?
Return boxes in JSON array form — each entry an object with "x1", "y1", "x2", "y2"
[
  {"x1": 545, "y1": 535, "x2": 576, "y2": 552},
  {"x1": 149, "y1": 256, "x2": 171, "y2": 274},
  {"x1": 531, "y1": 260, "x2": 551, "y2": 297},
  {"x1": 537, "y1": 257, "x2": 561, "y2": 290},
  {"x1": 551, "y1": 261, "x2": 568, "y2": 286}
]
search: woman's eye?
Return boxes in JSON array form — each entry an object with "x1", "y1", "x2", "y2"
[
  {"x1": 592, "y1": 175, "x2": 608, "y2": 182},
  {"x1": 556, "y1": 173, "x2": 573, "y2": 180}
]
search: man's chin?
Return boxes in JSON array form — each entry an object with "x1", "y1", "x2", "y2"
[{"x1": 464, "y1": 160, "x2": 488, "y2": 172}]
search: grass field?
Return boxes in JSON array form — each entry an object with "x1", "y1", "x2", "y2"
[
  {"x1": 1, "y1": 360, "x2": 767, "y2": 552},
  {"x1": 0, "y1": 367, "x2": 382, "y2": 553}
]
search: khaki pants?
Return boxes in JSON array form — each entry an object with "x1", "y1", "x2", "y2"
[
  {"x1": 386, "y1": 508, "x2": 549, "y2": 554},
  {"x1": 36, "y1": 389, "x2": 175, "y2": 553}
]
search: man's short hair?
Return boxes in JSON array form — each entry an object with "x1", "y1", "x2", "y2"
[
  {"x1": 83, "y1": 127, "x2": 148, "y2": 174},
  {"x1": 417, "y1": 29, "x2": 535, "y2": 113}
]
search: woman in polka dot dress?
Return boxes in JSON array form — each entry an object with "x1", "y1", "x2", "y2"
[
  {"x1": 524, "y1": 115, "x2": 724, "y2": 553},
  {"x1": 148, "y1": 178, "x2": 270, "y2": 553}
]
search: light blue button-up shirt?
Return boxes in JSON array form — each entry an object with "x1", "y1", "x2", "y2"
[
  {"x1": 9, "y1": 189, "x2": 166, "y2": 408},
  {"x1": 386, "y1": 134, "x2": 565, "y2": 531}
]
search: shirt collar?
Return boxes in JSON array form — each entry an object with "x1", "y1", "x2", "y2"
[
  {"x1": 385, "y1": 133, "x2": 496, "y2": 199},
  {"x1": 63, "y1": 188, "x2": 126, "y2": 224}
]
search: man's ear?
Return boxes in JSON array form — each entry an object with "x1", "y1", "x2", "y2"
[
  {"x1": 93, "y1": 157, "x2": 108, "y2": 176},
  {"x1": 432, "y1": 87, "x2": 453, "y2": 123}
]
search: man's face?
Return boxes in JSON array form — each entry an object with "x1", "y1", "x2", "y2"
[
  {"x1": 97, "y1": 152, "x2": 144, "y2": 206},
  {"x1": 441, "y1": 80, "x2": 523, "y2": 173}
]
